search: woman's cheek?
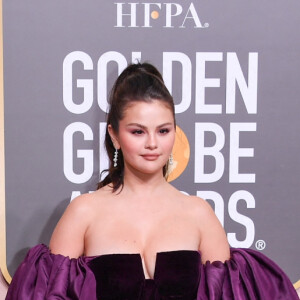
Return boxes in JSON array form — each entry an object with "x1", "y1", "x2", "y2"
[{"x1": 121, "y1": 135, "x2": 143, "y2": 151}]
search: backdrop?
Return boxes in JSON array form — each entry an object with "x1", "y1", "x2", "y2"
[{"x1": 0, "y1": 0, "x2": 299, "y2": 284}]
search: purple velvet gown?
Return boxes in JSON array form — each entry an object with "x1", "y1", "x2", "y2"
[{"x1": 6, "y1": 244, "x2": 298, "y2": 299}]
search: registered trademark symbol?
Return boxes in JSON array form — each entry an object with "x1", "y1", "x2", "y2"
[
  {"x1": 204, "y1": 22, "x2": 209, "y2": 28},
  {"x1": 255, "y1": 240, "x2": 266, "y2": 250}
]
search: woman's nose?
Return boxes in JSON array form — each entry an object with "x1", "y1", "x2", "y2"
[{"x1": 145, "y1": 133, "x2": 158, "y2": 150}]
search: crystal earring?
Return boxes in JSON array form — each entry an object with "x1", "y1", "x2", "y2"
[
  {"x1": 113, "y1": 148, "x2": 118, "y2": 167},
  {"x1": 169, "y1": 153, "x2": 173, "y2": 165}
]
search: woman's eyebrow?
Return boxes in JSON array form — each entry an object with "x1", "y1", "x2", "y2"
[
  {"x1": 126, "y1": 122, "x2": 173, "y2": 129},
  {"x1": 157, "y1": 122, "x2": 173, "y2": 128},
  {"x1": 126, "y1": 123, "x2": 147, "y2": 129}
]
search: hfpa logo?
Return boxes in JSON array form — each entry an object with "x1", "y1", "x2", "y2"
[{"x1": 114, "y1": 2, "x2": 209, "y2": 28}]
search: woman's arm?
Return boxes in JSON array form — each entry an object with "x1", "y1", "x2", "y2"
[
  {"x1": 49, "y1": 194, "x2": 93, "y2": 258},
  {"x1": 192, "y1": 196, "x2": 230, "y2": 263}
]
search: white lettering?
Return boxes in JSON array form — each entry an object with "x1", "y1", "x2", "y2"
[
  {"x1": 63, "y1": 122, "x2": 93, "y2": 184},
  {"x1": 194, "y1": 123, "x2": 225, "y2": 183},
  {"x1": 63, "y1": 51, "x2": 93, "y2": 114},
  {"x1": 226, "y1": 52, "x2": 258, "y2": 114},
  {"x1": 143, "y1": 3, "x2": 162, "y2": 27},
  {"x1": 181, "y1": 3, "x2": 203, "y2": 28},
  {"x1": 163, "y1": 52, "x2": 192, "y2": 113},
  {"x1": 115, "y1": 3, "x2": 138, "y2": 27},
  {"x1": 165, "y1": 3, "x2": 182, "y2": 28},
  {"x1": 195, "y1": 52, "x2": 223, "y2": 114},
  {"x1": 132, "y1": 52, "x2": 142, "y2": 63},
  {"x1": 229, "y1": 123, "x2": 256, "y2": 183},
  {"x1": 97, "y1": 51, "x2": 127, "y2": 113},
  {"x1": 227, "y1": 190, "x2": 255, "y2": 248}
]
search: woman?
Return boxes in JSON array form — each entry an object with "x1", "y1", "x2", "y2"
[{"x1": 6, "y1": 63, "x2": 298, "y2": 299}]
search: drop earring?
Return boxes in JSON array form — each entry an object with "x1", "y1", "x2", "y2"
[
  {"x1": 169, "y1": 153, "x2": 173, "y2": 165},
  {"x1": 113, "y1": 148, "x2": 118, "y2": 167}
]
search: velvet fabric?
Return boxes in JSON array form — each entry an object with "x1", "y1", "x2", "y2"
[
  {"x1": 6, "y1": 244, "x2": 298, "y2": 299},
  {"x1": 89, "y1": 250, "x2": 200, "y2": 299}
]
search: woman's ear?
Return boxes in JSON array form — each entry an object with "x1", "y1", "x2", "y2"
[{"x1": 108, "y1": 124, "x2": 120, "y2": 149}]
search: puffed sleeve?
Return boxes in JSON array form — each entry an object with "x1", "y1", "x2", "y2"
[
  {"x1": 6, "y1": 244, "x2": 97, "y2": 300},
  {"x1": 197, "y1": 248, "x2": 299, "y2": 299}
]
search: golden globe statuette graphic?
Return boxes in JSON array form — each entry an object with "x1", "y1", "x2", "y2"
[{"x1": 167, "y1": 126, "x2": 190, "y2": 182}]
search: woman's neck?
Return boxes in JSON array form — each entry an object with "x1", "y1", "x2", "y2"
[{"x1": 121, "y1": 167, "x2": 169, "y2": 197}]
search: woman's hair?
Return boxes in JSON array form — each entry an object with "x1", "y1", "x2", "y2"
[{"x1": 97, "y1": 62, "x2": 175, "y2": 192}]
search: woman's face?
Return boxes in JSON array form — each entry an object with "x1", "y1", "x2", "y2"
[{"x1": 110, "y1": 100, "x2": 175, "y2": 176}]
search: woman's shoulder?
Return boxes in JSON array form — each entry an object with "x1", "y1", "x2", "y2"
[
  {"x1": 173, "y1": 190, "x2": 215, "y2": 219},
  {"x1": 64, "y1": 193, "x2": 96, "y2": 219},
  {"x1": 69, "y1": 186, "x2": 114, "y2": 212},
  {"x1": 49, "y1": 188, "x2": 113, "y2": 257},
  {"x1": 180, "y1": 194, "x2": 223, "y2": 231}
]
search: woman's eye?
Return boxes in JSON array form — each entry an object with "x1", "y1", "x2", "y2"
[
  {"x1": 159, "y1": 128, "x2": 169, "y2": 134},
  {"x1": 132, "y1": 130, "x2": 144, "y2": 135}
]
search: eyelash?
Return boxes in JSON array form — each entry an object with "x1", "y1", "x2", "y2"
[
  {"x1": 159, "y1": 128, "x2": 169, "y2": 134},
  {"x1": 131, "y1": 128, "x2": 170, "y2": 135},
  {"x1": 132, "y1": 130, "x2": 144, "y2": 135}
]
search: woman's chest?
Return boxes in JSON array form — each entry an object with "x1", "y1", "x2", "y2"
[
  {"x1": 84, "y1": 211, "x2": 201, "y2": 279},
  {"x1": 85, "y1": 211, "x2": 200, "y2": 255}
]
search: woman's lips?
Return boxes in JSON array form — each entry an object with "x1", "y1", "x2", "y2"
[{"x1": 141, "y1": 154, "x2": 160, "y2": 160}]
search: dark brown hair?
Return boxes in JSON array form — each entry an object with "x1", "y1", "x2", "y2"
[{"x1": 97, "y1": 62, "x2": 175, "y2": 192}]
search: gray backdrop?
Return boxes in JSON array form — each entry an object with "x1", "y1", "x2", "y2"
[{"x1": 2, "y1": 1, "x2": 300, "y2": 283}]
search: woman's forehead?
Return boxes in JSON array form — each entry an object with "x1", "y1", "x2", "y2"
[
  {"x1": 123, "y1": 99, "x2": 173, "y2": 115},
  {"x1": 122, "y1": 100, "x2": 173, "y2": 121}
]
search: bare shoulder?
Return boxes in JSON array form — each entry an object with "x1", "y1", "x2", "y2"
[
  {"x1": 68, "y1": 193, "x2": 95, "y2": 212},
  {"x1": 49, "y1": 190, "x2": 108, "y2": 258},
  {"x1": 182, "y1": 194, "x2": 230, "y2": 263},
  {"x1": 184, "y1": 195, "x2": 217, "y2": 221},
  {"x1": 66, "y1": 191, "x2": 103, "y2": 213},
  {"x1": 67, "y1": 186, "x2": 113, "y2": 213},
  {"x1": 173, "y1": 192, "x2": 214, "y2": 218}
]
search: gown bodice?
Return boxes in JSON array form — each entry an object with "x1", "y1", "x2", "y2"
[
  {"x1": 6, "y1": 244, "x2": 300, "y2": 300},
  {"x1": 89, "y1": 250, "x2": 200, "y2": 300}
]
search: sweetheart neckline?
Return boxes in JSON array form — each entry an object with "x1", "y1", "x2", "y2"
[{"x1": 89, "y1": 250, "x2": 200, "y2": 280}]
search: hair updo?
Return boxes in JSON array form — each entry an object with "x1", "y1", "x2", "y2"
[{"x1": 97, "y1": 62, "x2": 175, "y2": 192}]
